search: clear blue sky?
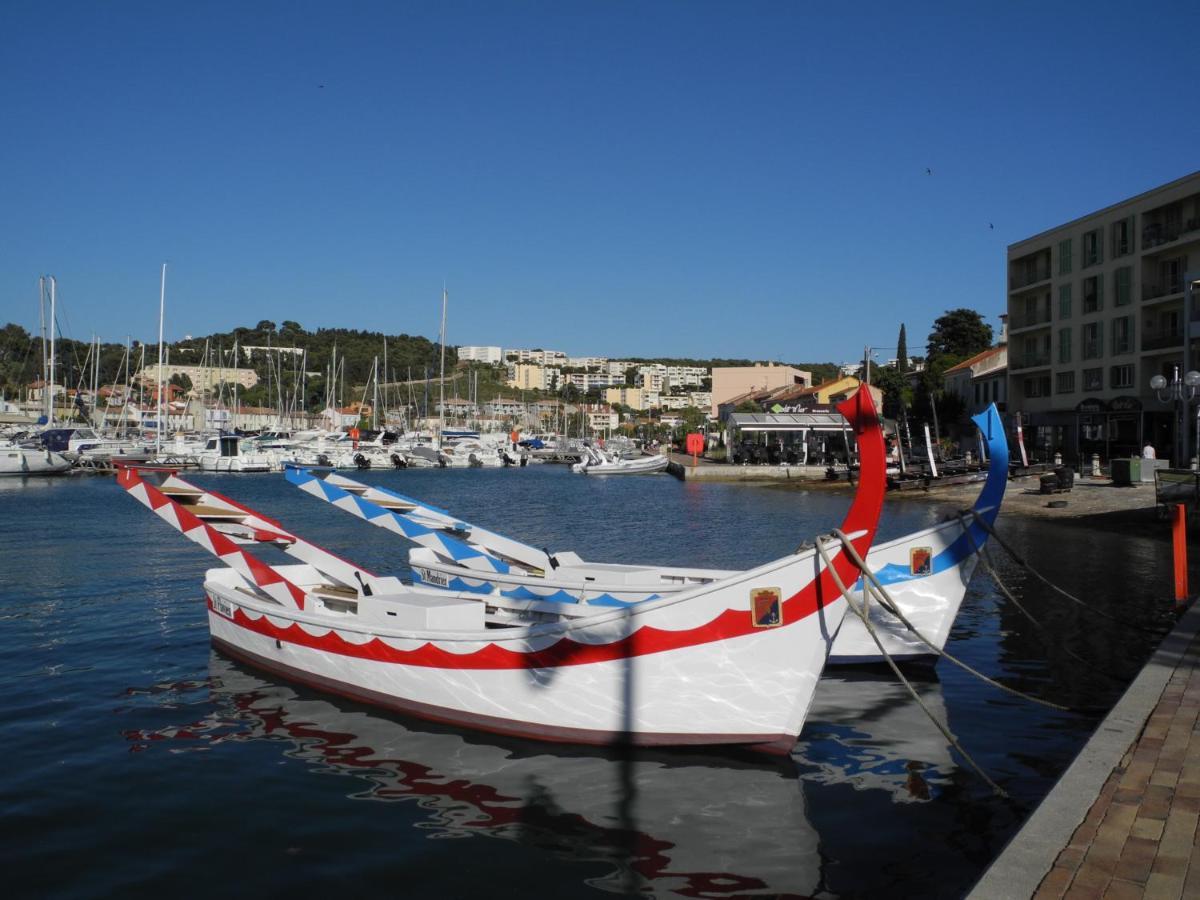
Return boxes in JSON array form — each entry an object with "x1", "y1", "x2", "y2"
[{"x1": 2, "y1": 1, "x2": 1198, "y2": 365}]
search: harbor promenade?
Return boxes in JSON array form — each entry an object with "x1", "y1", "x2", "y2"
[{"x1": 969, "y1": 591, "x2": 1200, "y2": 899}]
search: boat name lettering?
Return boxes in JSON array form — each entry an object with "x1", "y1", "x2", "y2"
[
  {"x1": 417, "y1": 568, "x2": 449, "y2": 587},
  {"x1": 210, "y1": 595, "x2": 234, "y2": 619}
]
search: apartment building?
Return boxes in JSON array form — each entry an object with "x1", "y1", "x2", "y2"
[
  {"x1": 506, "y1": 348, "x2": 568, "y2": 366},
  {"x1": 565, "y1": 356, "x2": 609, "y2": 370},
  {"x1": 1007, "y1": 171, "x2": 1200, "y2": 463},
  {"x1": 505, "y1": 363, "x2": 560, "y2": 391},
  {"x1": 605, "y1": 386, "x2": 646, "y2": 411},
  {"x1": 458, "y1": 345, "x2": 503, "y2": 364},
  {"x1": 562, "y1": 372, "x2": 623, "y2": 391},
  {"x1": 135, "y1": 364, "x2": 259, "y2": 392}
]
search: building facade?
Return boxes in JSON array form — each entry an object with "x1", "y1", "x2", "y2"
[
  {"x1": 458, "y1": 345, "x2": 504, "y2": 364},
  {"x1": 1007, "y1": 170, "x2": 1200, "y2": 464},
  {"x1": 709, "y1": 364, "x2": 811, "y2": 417}
]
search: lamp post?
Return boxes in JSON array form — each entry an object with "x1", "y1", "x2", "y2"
[{"x1": 1151, "y1": 366, "x2": 1200, "y2": 468}]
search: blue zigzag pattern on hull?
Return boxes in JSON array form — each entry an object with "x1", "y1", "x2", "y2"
[{"x1": 410, "y1": 570, "x2": 654, "y2": 607}]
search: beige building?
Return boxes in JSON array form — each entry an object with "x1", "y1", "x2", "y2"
[
  {"x1": 709, "y1": 363, "x2": 811, "y2": 417},
  {"x1": 135, "y1": 364, "x2": 258, "y2": 392},
  {"x1": 506, "y1": 363, "x2": 559, "y2": 391},
  {"x1": 605, "y1": 386, "x2": 646, "y2": 411},
  {"x1": 1007, "y1": 170, "x2": 1200, "y2": 465}
]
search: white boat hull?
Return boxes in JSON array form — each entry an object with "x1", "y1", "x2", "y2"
[{"x1": 0, "y1": 445, "x2": 72, "y2": 475}]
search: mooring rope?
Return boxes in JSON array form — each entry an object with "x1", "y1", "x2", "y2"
[
  {"x1": 957, "y1": 518, "x2": 1130, "y2": 684},
  {"x1": 829, "y1": 528, "x2": 1069, "y2": 712},
  {"x1": 968, "y1": 510, "x2": 1169, "y2": 636},
  {"x1": 815, "y1": 535, "x2": 1008, "y2": 797}
]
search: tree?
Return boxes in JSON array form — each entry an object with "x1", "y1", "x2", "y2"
[
  {"x1": 896, "y1": 323, "x2": 908, "y2": 375},
  {"x1": 926, "y1": 309, "x2": 992, "y2": 362},
  {"x1": 169, "y1": 372, "x2": 193, "y2": 393}
]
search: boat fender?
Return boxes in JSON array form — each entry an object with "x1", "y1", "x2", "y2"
[
  {"x1": 390, "y1": 452, "x2": 406, "y2": 469},
  {"x1": 317, "y1": 453, "x2": 331, "y2": 468},
  {"x1": 354, "y1": 452, "x2": 370, "y2": 470}
]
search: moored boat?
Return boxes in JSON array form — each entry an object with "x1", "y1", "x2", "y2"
[
  {"x1": 290, "y1": 403, "x2": 1007, "y2": 665},
  {"x1": 118, "y1": 389, "x2": 886, "y2": 750}
]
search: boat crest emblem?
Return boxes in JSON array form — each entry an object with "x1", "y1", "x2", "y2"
[
  {"x1": 751, "y1": 587, "x2": 782, "y2": 627},
  {"x1": 910, "y1": 547, "x2": 933, "y2": 576}
]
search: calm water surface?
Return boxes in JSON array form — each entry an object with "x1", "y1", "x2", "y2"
[{"x1": 0, "y1": 466, "x2": 1181, "y2": 898}]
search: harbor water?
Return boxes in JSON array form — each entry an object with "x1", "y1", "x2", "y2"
[{"x1": 0, "y1": 467, "x2": 1179, "y2": 898}]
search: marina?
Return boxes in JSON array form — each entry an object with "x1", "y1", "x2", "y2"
[{"x1": 0, "y1": 459, "x2": 1191, "y2": 896}]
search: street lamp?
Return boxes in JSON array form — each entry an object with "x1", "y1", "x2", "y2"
[{"x1": 1150, "y1": 366, "x2": 1200, "y2": 468}]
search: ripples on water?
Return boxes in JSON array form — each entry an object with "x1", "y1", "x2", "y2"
[{"x1": 0, "y1": 467, "x2": 1181, "y2": 897}]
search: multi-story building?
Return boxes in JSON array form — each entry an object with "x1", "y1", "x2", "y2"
[
  {"x1": 709, "y1": 364, "x2": 811, "y2": 417},
  {"x1": 505, "y1": 364, "x2": 560, "y2": 391},
  {"x1": 135, "y1": 364, "x2": 259, "y2": 392},
  {"x1": 458, "y1": 345, "x2": 503, "y2": 364},
  {"x1": 664, "y1": 365, "x2": 709, "y2": 388},
  {"x1": 562, "y1": 372, "x2": 623, "y2": 392},
  {"x1": 565, "y1": 356, "x2": 609, "y2": 370},
  {"x1": 1007, "y1": 171, "x2": 1200, "y2": 464},
  {"x1": 604, "y1": 386, "x2": 646, "y2": 411},
  {"x1": 506, "y1": 348, "x2": 568, "y2": 367}
]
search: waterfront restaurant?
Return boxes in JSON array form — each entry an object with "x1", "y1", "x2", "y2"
[{"x1": 724, "y1": 410, "x2": 863, "y2": 465}]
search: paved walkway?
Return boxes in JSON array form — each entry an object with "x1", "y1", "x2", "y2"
[{"x1": 969, "y1": 600, "x2": 1200, "y2": 899}]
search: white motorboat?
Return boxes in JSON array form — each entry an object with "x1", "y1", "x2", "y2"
[{"x1": 0, "y1": 442, "x2": 72, "y2": 476}]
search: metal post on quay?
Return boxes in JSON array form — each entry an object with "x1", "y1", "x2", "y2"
[{"x1": 1150, "y1": 366, "x2": 1200, "y2": 470}]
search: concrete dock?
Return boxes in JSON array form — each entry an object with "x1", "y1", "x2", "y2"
[{"x1": 969, "y1": 592, "x2": 1200, "y2": 899}]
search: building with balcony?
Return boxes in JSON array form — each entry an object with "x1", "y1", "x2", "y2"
[{"x1": 1006, "y1": 170, "x2": 1200, "y2": 463}]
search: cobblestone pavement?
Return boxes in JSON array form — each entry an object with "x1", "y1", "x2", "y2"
[
  {"x1": 969, "y1": 601, "x2": 1200, "y2": 900},
  {"x1": 1033, "y1": 626, "x2": 1200, "y2": 899}
]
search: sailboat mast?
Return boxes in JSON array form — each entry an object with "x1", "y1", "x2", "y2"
[
  {"x1": 156, "y1": 263, "x2": 167, "y2": 455},
  {"x1": 48, "y1": 276, "x2": 57, "y2": 425},
  {"x1": 438, "y1": 286, "x2": 447, "y2": 443}
]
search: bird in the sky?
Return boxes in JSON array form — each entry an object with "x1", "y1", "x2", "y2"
[
  {"x1": 925, "y1": 167, "x2": 932, "y2": 175},
  {"x1": 989, "y1": 223, "x2": 994, "y2": 229}
]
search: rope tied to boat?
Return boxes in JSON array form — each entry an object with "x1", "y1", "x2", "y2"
[
  {"x1": 828, "y1": 526, "x2": 1069, "y2": 713},
  {"x1": 814, "y1": 533, "x2": 1008, "y2": 798},
  {"x1": 967, "y1": 510, "x2": 1169, "y2": 636},
  {"x1": 956, "y1": 517, "x2": 1131, "y2": 684}
]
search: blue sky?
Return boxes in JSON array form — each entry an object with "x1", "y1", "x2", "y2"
[{"x1": 2, "y1": 1, "x2": 1198, "y2": 365}]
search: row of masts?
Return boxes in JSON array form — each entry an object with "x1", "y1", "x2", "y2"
[{"x1": 28, "y1": 279, "x2": 583, "y2": 438}]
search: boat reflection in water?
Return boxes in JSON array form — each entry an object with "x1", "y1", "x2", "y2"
[
  {"x1": 124, "y1": 657, "x2": 955, "y2": 897},
  {"x1": 128, "y1": 654, "x2": 823, "y2": 898},
  {"x1": 796, "y1": 671, "x2": 956, "y2": 803}
]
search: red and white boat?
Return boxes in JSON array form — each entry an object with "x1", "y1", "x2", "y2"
[
  {"x1": 292, "y1": 405, "x2": 1007, "y2": 666},
  {"x1": 118, "y1": 390, "x2": 884, "y2": 752}
]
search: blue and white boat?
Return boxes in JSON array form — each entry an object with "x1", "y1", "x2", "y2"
[{"x1": 289, "y1": 404, "x2": 1008, "y2": 665}]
